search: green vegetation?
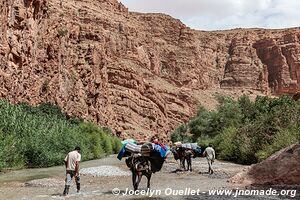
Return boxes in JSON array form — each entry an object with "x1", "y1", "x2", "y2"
[
  {"x1": 57, "y1": 28, "x2": 68, "y2": 37},
  {"x1": 0, "y1": 100, "x2": 122, "y2": 170},
  {"x1": 170, "y1": 95, "x2": 300, "y2": 164},
  {"x1": 170, "y1": 124, "x2": 191, "y2": 143},
  {"x1": 41, "y1": 80, "x2": 49, "y2": 94}
]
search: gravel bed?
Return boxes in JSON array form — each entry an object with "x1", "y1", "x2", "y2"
[
  {"x1": 25, "y1": 178, "x2": 64, "y2": 187},
  {"x1": 80, "y1": 166, "x2": 131, "y2": 177}
]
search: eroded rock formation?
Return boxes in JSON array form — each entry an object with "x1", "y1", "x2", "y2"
[{"x1": 0, "y1": 0, "x2": 300, "y2": 140}]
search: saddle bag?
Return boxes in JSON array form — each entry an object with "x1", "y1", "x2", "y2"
[
  {"x1": 141, "y1": 143, "x2": 152, "y2": 156},
  {"x1": 125, "y1": 142, "x2": 141, "y2": 153}
]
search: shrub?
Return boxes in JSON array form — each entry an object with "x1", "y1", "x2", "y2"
[
  {"x1": 256, "y1": 125, "x2": 300, "y2": 161},
  {"x1": 170, "y1": 124, "x2": 191, "y2": 143},
  {"x1": 57, "y1": 28, "x2": 68, "y2": 37},
  {"x1": 171, "y1": 95, "x2": 300, "y2": 164},
  {"x1": 189, "y1": 106, "x2": 212, "y2": 138},
  {"x1": 213, "y1": 127, "x2": 238, "y2": 161},
  {"x1": 101, "y1": 135, "x2": 113, "y2": 155},
  {"x1": 0, "y1": 131, "x2": 25, "y2": 170},
  {"x1": 112, "y1": 137, "x2": 123, "y2": 153},
  {"x1": 0, "y1": 100, "x2": 121, "y2": 170},
  {"x1": 196, "y1": 135, "x2": 214, "y2": 149}
]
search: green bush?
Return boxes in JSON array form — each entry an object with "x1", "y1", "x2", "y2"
[
  {"x1": 196, "y1": 135, "x2": 214, "y2": 149},
  {"x1": 57, "y1": 28, "x2": 68, "y2": 37},
  {"x1": 215, "y1": 95, "x2": 243, "y2": 129},
  {"x1": 213, "y1": 127, "x2": 239, "y2": 161},
  {"x1": 101, "y1": 135, "x2": 113, "y2": 155},
  {"x1": 256, "y1": 124, "x2": 300, "y2": 161},
  {"x1": 170, "y1": 124, "x2": 191, "y2": 143},
  {"x1": 0, "y1": 131, "x2": 25, "y2": 169},
  {"x1": 112, "y1": 137, "x2": 123, "y2": 154},
  {"x1": 189, "y1": 106, "x2": 212, "y2": 138},
  {"x1": 171, "y1": 95, "x2": 300, "y2": 164},
  {"x1": 0, "y1": 100, "x2": 121, "y2": 170}
]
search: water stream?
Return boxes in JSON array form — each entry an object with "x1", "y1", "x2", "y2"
[{"x1": 0, "y1": 155, "x2": 120, "y2": 183}]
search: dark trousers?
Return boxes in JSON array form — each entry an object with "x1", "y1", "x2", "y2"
[{"x1": 63, "y1": 170, "x2": 80, "y2": 195}]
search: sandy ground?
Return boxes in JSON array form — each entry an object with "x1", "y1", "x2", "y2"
[{"x1": 0, "y1": 155, "x2": 298, "y2": 200}]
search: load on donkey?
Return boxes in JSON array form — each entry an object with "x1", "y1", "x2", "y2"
[
  {"x1": 172, "y1": 142, "x2": 202, "y2": 171},
  {"x1": 117, "y1": 138, "x2": 170, "y2": 190}
]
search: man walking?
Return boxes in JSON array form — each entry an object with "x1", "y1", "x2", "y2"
[
  {"x1": 63, "y1": 146, "x2": 81, "y2": 196},
  {"x1": 203, "y1": 144, "x2": 215, "y2": 174}
]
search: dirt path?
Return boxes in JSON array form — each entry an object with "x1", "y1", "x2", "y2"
[{"x1": 0, "y1": 155, "x2": 296, "y2": 200}]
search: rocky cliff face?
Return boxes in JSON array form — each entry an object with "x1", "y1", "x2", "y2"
[{"x1": 1, "y1": 0, "x2": 300, "y2": 140}]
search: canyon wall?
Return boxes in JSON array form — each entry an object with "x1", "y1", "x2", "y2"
[{"x1": 1, "y1": 0, "x2": 300, "y2": 140}]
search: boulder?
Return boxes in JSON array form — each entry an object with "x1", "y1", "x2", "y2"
[{"x1": 230, "y1": 143, "x2": 300, "y2": 186}]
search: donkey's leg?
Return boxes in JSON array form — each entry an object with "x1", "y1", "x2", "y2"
[
  {"x1": 188, "y1": 157, "x2": 192, "y2": 171},
  {"x1": 186, "y1": 157, "x2": 189, "y2": 171},
  {"x1": 146, "y1": 173, "x2": 152, "y2": 189},
  {"x1": 179, "y1": 158, "x2": 183, "y2": 170},
  {"x1": 134, "y1": 172, "x2": 142, "y2": 191},
  {"x1": 132, "y1": 171, "x2": 137, "y2": 190},
  {"x1": 182, "y1": 158, "x2": 187, "y2": 170}
]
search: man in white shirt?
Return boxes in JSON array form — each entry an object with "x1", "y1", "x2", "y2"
[
  {"x1": 203, "y1": 144, "x2": 215, "y2": 174},
  {"x1": 63, "y1": 146, "x2": 81, "y2": 196}
]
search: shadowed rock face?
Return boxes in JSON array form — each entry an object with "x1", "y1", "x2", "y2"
[
  {"x1": 0, "y1": 0, "x2": 300, "y2": 140},
  {"x1": 230, "y1": 143, "x2": 300, "y2": 186}
]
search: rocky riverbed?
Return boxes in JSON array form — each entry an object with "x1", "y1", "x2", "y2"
[{"x1": 0, "y1": 155, "x2": 298, "y2": 200}]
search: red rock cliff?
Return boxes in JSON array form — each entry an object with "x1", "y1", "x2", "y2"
[{"x1": 0, "y1": 0, "x2": 300, "y2": 140}]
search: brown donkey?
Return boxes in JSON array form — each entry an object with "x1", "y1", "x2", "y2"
[{"x1": 173, "y1": 147, "x2": 194, "y2": 171}]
